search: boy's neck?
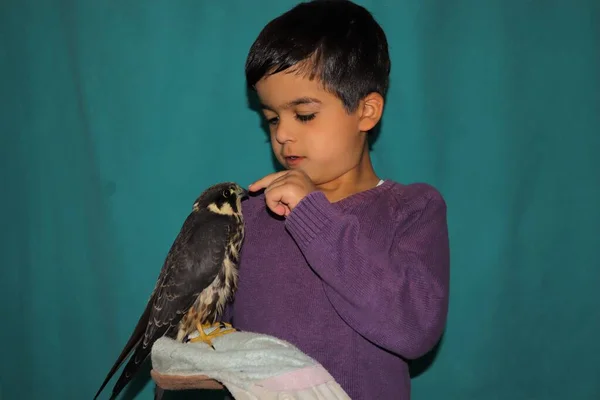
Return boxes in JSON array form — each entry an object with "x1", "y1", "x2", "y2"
[{"x1": 316, "y1": 151, "x2": 381, "y2": 203}]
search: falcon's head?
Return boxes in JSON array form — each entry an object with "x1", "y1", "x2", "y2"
[{"x1": 193, "y1": 182, "x2": 248, "y2": 216}]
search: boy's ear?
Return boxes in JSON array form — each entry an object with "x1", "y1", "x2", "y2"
[{"x1": 358, "y1": 92, "x2": 385, "y2": 132}]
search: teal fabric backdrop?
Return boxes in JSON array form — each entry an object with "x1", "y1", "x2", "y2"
[{"x1": 1, "y1": 1, "x2": 599, "y2": 399}]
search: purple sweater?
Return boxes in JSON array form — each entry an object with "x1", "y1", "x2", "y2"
[{"x1": 225, "y1": 179, "x2": 450, "y2": 399}]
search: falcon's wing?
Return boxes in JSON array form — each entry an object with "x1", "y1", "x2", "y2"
[
  {"x1": 94, "y1": 210, "x2": 234, "y2": 400},
  {"x1": 145, "y1": 211, "x2": 234, "y2": 346}
]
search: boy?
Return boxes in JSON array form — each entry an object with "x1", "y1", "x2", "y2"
[{"x1": 227, "y1": 1, "x2": 450, "y2": 398}]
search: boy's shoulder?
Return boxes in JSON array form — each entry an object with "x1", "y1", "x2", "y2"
[
  {"x1": 382, "y1": 179, "x2": 445, "y2": 207},
  {"x1": 350, "y1": 180, "x2": 446, "y2": 245},
  {"x1": 369, "y1": 179, "x2": 447, "y2": 222}
]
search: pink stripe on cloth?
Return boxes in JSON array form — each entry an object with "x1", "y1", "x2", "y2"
[{"x1": 256, "y1": 365, "x2": 336, "y2": 391}]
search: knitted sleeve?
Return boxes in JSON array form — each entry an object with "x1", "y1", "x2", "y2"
[{"x1": 284, "y1": 185, "x2": 450, "y2": 359}]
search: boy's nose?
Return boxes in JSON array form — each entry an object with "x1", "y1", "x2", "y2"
[{"x1": 274, "y1": 124, "x2": 296, "y2": 144}]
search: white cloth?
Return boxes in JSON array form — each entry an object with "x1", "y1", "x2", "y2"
[{"x1": 151, "y1": 329, "x2": 351, "y2": 400}]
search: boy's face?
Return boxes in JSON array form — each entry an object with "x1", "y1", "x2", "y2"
[{"x1": 255, "y1": 69, "x2": 383, "y2": 187}]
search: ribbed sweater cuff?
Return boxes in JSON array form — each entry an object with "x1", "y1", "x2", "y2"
[{"x1": 285, "y1": 191, "x2": 335, "y2": 246}]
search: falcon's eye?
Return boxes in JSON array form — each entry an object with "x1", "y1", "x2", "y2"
[{"x1": 222, "y1": 190, "x2": 229, "y2": 198}]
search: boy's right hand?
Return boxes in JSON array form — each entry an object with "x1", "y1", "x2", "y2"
[{"x1": 249, "y1": 170, "x2": 318, "y2": 217}]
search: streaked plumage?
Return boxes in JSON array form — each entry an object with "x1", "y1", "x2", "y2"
[{"x1": 93, "y1": 182, "x2": 247, "y2": 400}]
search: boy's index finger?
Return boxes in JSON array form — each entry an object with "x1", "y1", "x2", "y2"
[{"x1": 248, "y1": 171, "x2": 288, "y2": 191}]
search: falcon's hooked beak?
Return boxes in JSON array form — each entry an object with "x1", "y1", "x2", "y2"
[{"x1": 236, "y1": 187, "x2": 249, "y2": 199}]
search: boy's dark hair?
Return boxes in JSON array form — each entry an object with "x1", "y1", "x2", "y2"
[{"x1": 245, "y1": 0, "x2": 391, "y2": 113}]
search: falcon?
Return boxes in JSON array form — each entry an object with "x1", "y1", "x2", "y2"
[{"x1": 93, "y1": 181, "x2": 248, "y2": 400}]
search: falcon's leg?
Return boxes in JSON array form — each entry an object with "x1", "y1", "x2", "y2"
[{"x1": 188, "y1": 322, "x2": 236, "y2": 348}]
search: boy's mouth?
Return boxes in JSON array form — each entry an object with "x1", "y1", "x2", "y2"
[{"x1": 284, "y1": 155, "x2": 305, "y2": 166}]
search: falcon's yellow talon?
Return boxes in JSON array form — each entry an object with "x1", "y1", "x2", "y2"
[
  {"x1": 188, "y1": 322, "x2": 212, "y2": 346},
  {"x1": 188, "y1": 321, "x2": 236, "y2": 347}
]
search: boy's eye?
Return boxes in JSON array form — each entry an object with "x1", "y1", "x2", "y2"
[
  {"x1": 266, "y1": 113, "x2": 316, "y2": 125},
  {"x1": 295, "y1": 113, "x2": 316, "y2": 123}
]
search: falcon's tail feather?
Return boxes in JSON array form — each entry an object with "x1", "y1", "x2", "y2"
[
  {"x1": 93, "y1": 298, "x2": 153, "y2": 400},
  {"x1": 107, "y1": 330, "x2": 157, "y2": 400}
]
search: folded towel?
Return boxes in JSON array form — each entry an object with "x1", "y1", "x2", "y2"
[{"x1": 150, "y1": 327, "x2": 351, "y2": 400}]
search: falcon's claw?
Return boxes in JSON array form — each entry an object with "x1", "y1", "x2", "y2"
[{"x1": 188, "y1": 321, "x2": 236, "y2": 348}]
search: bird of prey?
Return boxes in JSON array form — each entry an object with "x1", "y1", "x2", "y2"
[{"x1": 93, "y1": 181, "x2": 248, "y2": 400}]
